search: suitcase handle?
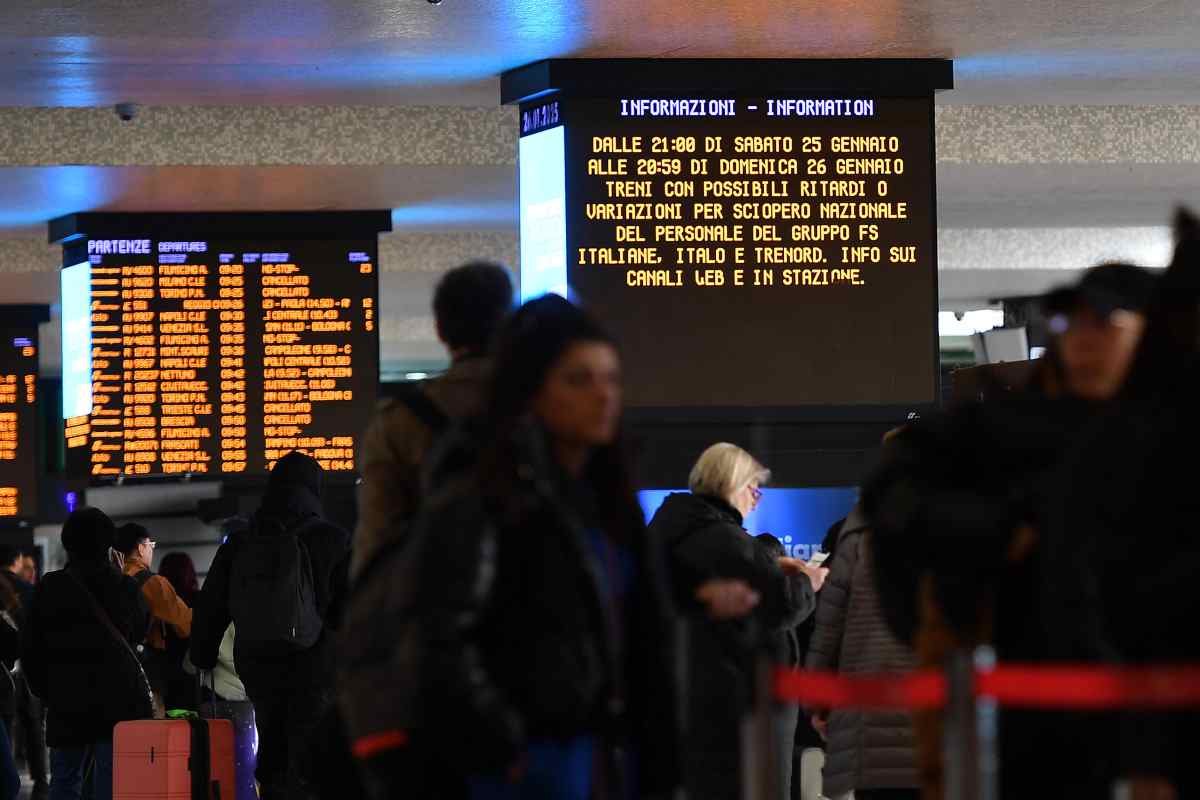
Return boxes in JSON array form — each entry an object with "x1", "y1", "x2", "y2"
[{"x1": 196, "y1": 670, "x2": 218, "y2": 720}]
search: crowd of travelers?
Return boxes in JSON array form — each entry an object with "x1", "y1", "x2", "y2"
[{"x1": 3, "y1": 208, "x2": 1199, "y2": 799}]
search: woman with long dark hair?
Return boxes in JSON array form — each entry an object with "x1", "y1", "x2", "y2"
[
  {"x1": 416, "y1": 295, "x2": 678, "y2": 800},
  {"x1": 157, "y1": 553, "x2": 199, "y2": 609},
  {"x1": 156, "y1": 552, "x2": 200, "y2": 711}
]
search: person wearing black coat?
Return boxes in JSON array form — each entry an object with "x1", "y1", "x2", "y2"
[
  {"x1": 648, "y1": 443, "x2": 821, "y2": 800},
  {"x1": 19, "y1": 507, "x2": 149, "y2": 800},
  {"x1": 1044, "y1": 211, "x2": 1200, "y2": 799},
  {"x1": 863, "y1": 263, "x2": 1158, "y2": 799},
  {"x1": 389, "y1": 296, "x2": 678, "y2": 800},
  {"x1": 191, "y1": 451, "x2": 351, "y2": 800}
]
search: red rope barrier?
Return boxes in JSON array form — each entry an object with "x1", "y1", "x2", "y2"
[
  {"x1": 774, "y1": 668, "x2": 945, "y2": 710},
  {"x1": 978, "y1": 664, "x2": 1200, "y2": 710},
  {"x1": 774, "y1": 664, "x2": 1200, "y2": 710}
]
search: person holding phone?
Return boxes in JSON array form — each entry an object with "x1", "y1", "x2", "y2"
[{"x1": 647, "y1": 443, "x2": 824, "y2": 800}]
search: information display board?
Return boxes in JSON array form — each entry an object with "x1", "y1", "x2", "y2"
[
  {"x1": 508, "y1": 61, "x2": 949, "y2": 418},
  {"x1": 61, "y1": 235, "x2": 379, "y2": 478},
  {"x1": 0, "y1": 329, "x2": 38, "y2": 517}
]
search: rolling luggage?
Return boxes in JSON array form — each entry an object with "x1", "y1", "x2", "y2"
[{"x1": 113, "y1": 717, "x2": 235, "y2": 799}]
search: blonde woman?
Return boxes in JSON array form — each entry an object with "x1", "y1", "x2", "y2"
[{"x1": 647, "y1": 443, "x2": 825, "y2": 800}]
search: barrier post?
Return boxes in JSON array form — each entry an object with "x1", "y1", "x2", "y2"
[
  {"x1": 943, "y1": 647, "x2": 999, "y2": 800},
  {"x1": 974, "y1": 647, "x2": 998, "y2": 800},
  {"x1": 943, "y1": 649, "x2": 978, "y2": 800},
  {"x1": 741, "y1": 648, "x2": 781, "y2": 800}
]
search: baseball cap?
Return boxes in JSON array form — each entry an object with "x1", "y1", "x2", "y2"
[{"x1": 1043, "y1": 262, "x2": 1158, "y2": 318}]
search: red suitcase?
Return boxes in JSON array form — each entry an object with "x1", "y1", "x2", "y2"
[{"x1": 114, "y1": 718, "x2": 236, "y2": 799}]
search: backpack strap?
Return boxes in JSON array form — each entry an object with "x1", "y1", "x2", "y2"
[{"x1": 393, "y1": 384, "x2": 451, "y2": 436}]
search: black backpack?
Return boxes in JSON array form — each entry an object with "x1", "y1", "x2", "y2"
[{"x1": 230, "y1": 516, "x2": 324, "y2": 650}]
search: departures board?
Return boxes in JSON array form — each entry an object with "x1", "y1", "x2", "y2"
[
  {"x1": 510, "y1": 61, "x2": 948, "y2": 417},
  {"x1": 60, "y1": 234, "x2": 380, "y2": 479},
  {"x1": 0, "y1": 330, "x2": 38, "y2": 517}
]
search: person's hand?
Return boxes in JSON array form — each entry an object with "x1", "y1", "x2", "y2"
[
  {"x1": 777, "y1": 557, "x2": 806, "y2": 576},
  {"x1": 108, "y1": 547, "x2": 125, "y2": 572},
  {"x1": 1117, "y1": 777, "x2": 1177, "y2": 800},
  {"x1": 780, "y1": 558, "x2": 829, "y2": 591},
  {"x1": 806, "y1": 566, "x2": 830, "y2": 592},
  {"x1": 811, "y1": 714, "x2": 828, "y2": 741},
  {"x1": 695, "y1": 580, "x2": 760, "y2": 620}
]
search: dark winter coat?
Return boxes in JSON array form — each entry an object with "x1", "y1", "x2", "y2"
[
  {"x1": 191, "y1": 484, "x2": 351, "y2": 689},
  {"x1": 19, "y1": 561, "x2": 148, "y2": 746},
  {"x1": 648, "y1": 492, "x2": 816, "y2": 800},
  {"x1": 862, "y1": 391, "x2": 1101, "y2": 799},
  {"x1": 412, "y1": 423, "x2": 679, "y2": 795},
  {"x1": 806, "y1": 508, "x2": 918, "y2": 796},
  {"x1": 1045, "y1": 362, "x2": 1200, "y2": 796}
]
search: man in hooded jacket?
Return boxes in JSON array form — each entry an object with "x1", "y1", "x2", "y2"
[
  {"x1": 20, "y1": 507, "x2": 148, "y2": 800},
  {"x1": 191, "y1": 452, "x2": 351, "y2": 800}
]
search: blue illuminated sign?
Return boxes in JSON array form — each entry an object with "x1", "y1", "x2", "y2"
[
  {"x1": 518, "y1": 125, "x2": 568, "y2": 302},
  {"x1": 61, "y1": 260, "x2": 93, "y2": 419},
  {"x1": 638, "y1": 487, "x2": 858, "y2": 560}
]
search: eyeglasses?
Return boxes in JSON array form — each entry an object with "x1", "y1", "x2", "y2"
[
  {"x1": 142, "y1": 539, "x2": 157, "y2": 548},
  {"x1": 1049, "y1": 309, "x2": 1141, "y2": 335}
]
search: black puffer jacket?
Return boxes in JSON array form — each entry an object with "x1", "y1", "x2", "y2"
[
  {"x1": 415, "y1": 424, "x2": 679, "y2": 795},
  {"x1": 648, "y1": 492, "x2": 816, "y2": 800},
  {"x1": 20, "y1": 561, "x2": 148, "y2": 746}
]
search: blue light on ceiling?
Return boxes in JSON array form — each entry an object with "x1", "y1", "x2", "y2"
[
  {"x1": 0, "y1": 167, "x2": 118, "y2": 228},
  {"x1": 956, "y1": 49, "x2": 1200, "y2": 80},
  {"x1": 391, "y1": 201, "x2": 516, "y2": 229}
]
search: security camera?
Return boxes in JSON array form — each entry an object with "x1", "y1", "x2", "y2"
[
  {"x1": 427, "y1": 0, "x2": 442, "y2": 5},
  {"x1": 114, "y1": 102, "x2": 138, "y2": 122}
]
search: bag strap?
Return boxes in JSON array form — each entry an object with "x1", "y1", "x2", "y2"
[
  {"x1": 394, "y1": 384, "x2": 451, "y2": 436},
  {"x1": 63, "y1": 569, "x2": 154, "y2": 714},
  {"x1": 187, "y1": 717, "x2": 213, "y2": 800}
]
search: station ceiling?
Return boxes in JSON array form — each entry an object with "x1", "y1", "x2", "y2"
[
  {"x1": 2, "y1": 0, "x2": 1199, "y2": 106},
  {"x1": 2, "y1": 0, "x2": 1199, "y2": 365}
]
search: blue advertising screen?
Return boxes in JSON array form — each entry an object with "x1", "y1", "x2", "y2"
[
  {"x1": 61, "y1": 260, "x2": 93, "y2": 420},
  {"x1": 518, "y1": 124, "x2": 568, "y2": 302},
  {"x1": 639, "y1": 486, "x2": 858, "y2": 560}
]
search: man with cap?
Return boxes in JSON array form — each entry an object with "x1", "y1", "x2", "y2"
[
  {"x1": 1042, "y1": 261, "x2": 1158, "y2": 402},
  {"x1": 114, "y1": 523, "x2": 191, "y2": 716},
  {"x1": 19, "y1": 507, "x2": 149, "y2": 800},
  {"x1": 192, "y1": 451, "x2": 351, "y2": 800},
  {"x1": 862, "y1": 262, "x2": 1157, "y2": 798}
]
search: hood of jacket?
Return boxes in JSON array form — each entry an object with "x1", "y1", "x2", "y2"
[{"x1": 649, "y1": 491, "x2": 743, "y2": 547}]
